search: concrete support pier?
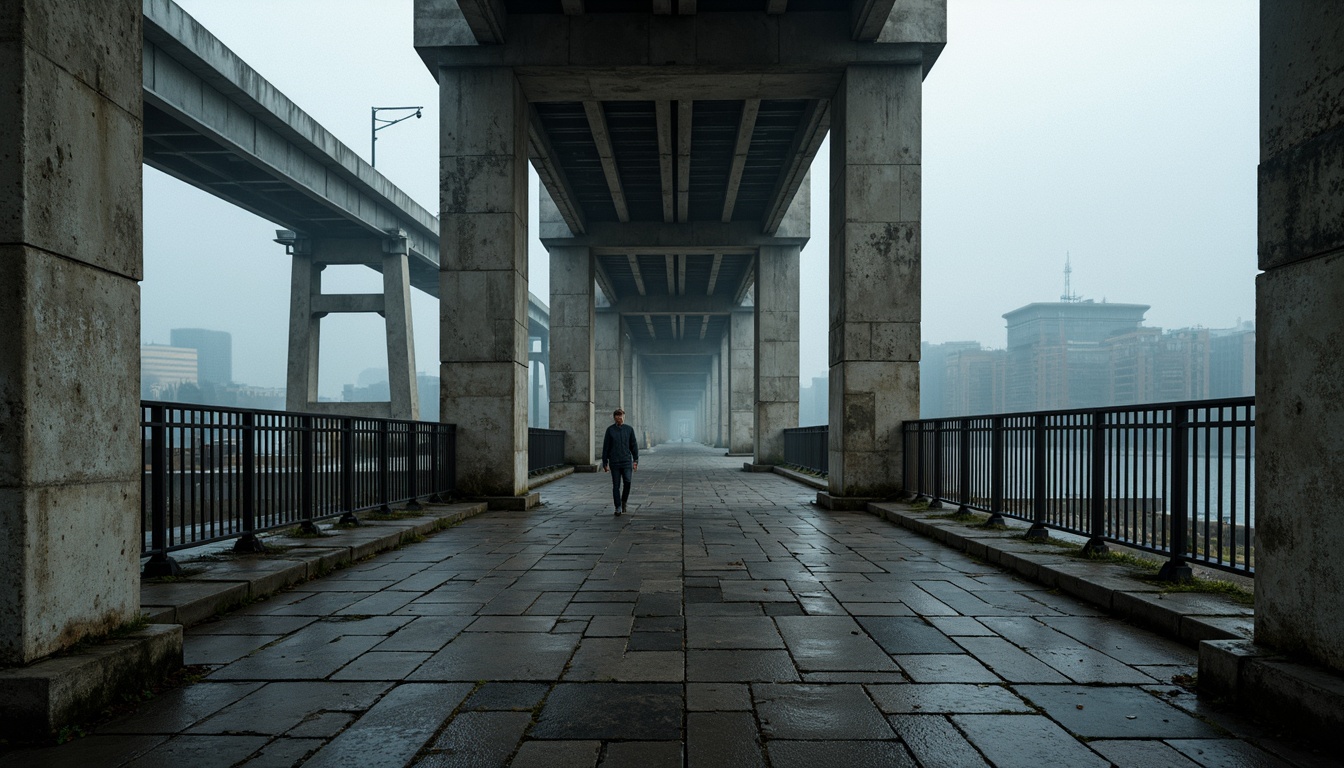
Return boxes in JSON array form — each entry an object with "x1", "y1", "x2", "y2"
[
  {"x1": 728, "y1": 308, "x2": 755, "y2": 455},
  {"x1": 438, "y1": 67, "x2": 530, "y2": 499},
  {"x1": 593, "y1": 309, "x2": 623, "y2": 457},
  {"x1": 1254, "y1": 0, "x2": 1344, "y2": 672},
  {"x1": 753, "y1": 245, "x2": 800, "y2": 465},
  {"x1": 0, "y1": 0, "x2": 144, "y2": 663},
  {"x1": 827, "y1": 64, "x2": 924, "y2": 500},
  {"x1": 548, "y1": 246, "x2": 596, "y2": 467}
]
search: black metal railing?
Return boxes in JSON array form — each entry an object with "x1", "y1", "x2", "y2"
[
  {"x1": 903, "y1": 397, "x2": 1255, "y2": 578},
  {"x1": 528, "y1": 428, "x2": 566, "y2": 474},
  {"x1": 141, "y1": 402, "x2": 456, "y2": 575},
  {"x1": 783, "y1": 425, "x2": 829, "y2": 475}
]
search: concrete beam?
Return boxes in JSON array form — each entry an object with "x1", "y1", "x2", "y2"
[
  {"x1": 614, "y1": 294, "x2": 740, "y2": 316},
  {"x1": 584, "y1": 101, "x2": 630, "y2": 222},
  {"x1": 677, "y1": 101, "x2": 693, "y2": 223},
  {"x1": 722, "y1": 99, "x2": 761, "y2": 222},
  {"x1": 458, "y1": 0, "x2": 507, "y2": 43},
  {"x1": 656, "y1": 100, "x2": 674, "y2": 223},
  {"x1": 851, "y1": 0, "x2": 897, "y2": 41},
  {"x1": 634, "y1": 340, "x2": 723, "y2": 357},
  {"x1": 627, "y1": 255, "x2": 647, "y2": 295},
  {"x1": 561, "y1": 0, "x2": 584, "y2": 13},
  {"x1": 541, "y1": 221, "x2": 807, "y2": 251},
  {"x1": 530, "y1": 107, "x2": 588, "y2": 236},
  {"x1": 311, "y1": 294, "x2": 385, "y2": 314},
  {"x1": 706, "y1": 254, "x2": 723, "y2": 295},
  {"x1": 665, "y1": 255, "x2": 677, "y2": 296},
  {"x1": 763, "y1": 100, "x2": 828, "y2": 235}
]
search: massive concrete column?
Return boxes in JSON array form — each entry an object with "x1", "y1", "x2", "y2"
[
  {"x1": 285, "y1": 242, "x2": 321, "y2": 411},
  {"x1": 593, "y1": 309, "x2": 623, "y2": 457},
  {"x1": 718, "y1": 338, "x2": 731, "y2": 449},
  {"x1": 754, "y1": 246, "x2": 801, "y2": 465},
  {"x1": 708, "y1": 354, "x2": 721, "y2": 448},
  {"x1": 1255, "y1": 1, "x2": 1344, "y2": 673},
  {"x1": 0, "y1": 0, "x2": 142, "y2": 662},
  {"x1": 728, "y1": 308, "x2": 755, "y2": 455},
  {"x1": 439, "y1": 67, "x2": 530, "y2": 498},
  {"x1": 381, "y1": 232, "x2": 420, "y2": 420},
  {"x1": 548, "y1": 246, "x2": 595, "y2": 466},
  {"x1": 827, "y1": 64, "x2": 923, "y2": 500}
]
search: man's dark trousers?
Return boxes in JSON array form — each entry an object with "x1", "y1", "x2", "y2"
[{"x1": 610, "y1": 465, "x2": 633, "y2": 509}]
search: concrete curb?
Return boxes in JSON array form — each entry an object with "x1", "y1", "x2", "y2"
[
  {"x1": 862, "y1": 501, "x2": 1253, "y2": 648},
  {"x1": 140, "y1": 501, "x2": 488, "y2": 628},
  {"x1": 529, "y1": 465, "x2": 575, "y2": 490},
  {"x1": 771, "y1": 465, "x2": 827, "y2": 490}
]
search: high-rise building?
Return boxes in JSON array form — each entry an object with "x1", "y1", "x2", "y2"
[
  {"x1": 1210, "y1": 322, "x2": 1256, "y2": 398},
  {"x1": 141, "y1": 344, "x2": 198, "y2": 396},
  {"x1": 1003, "y1": 301, "x2": 1150, "y2": 411},
  {"x1": 170, "y1": 328, "x2": 232, "y2": 385}
]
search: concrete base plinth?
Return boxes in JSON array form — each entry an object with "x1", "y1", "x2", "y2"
[
  {"x1": 483, "y1": 492, "x2": 541, "y2": 511},
  {"x1": 572, "y1": 464, "x2": 599, "y2": 473},
  {"x1": 1199, "y1": 639, "x2": 1344, "y2": 750},
  {"x1": 0, "y1": 624, "x2": 182, "y2": 741},
  {"x1": 816, "y1": 491, "x2": 879, "y2": 511},
  {"x1": 743, "y1": 463, "x2": 775, "y2": 473}
]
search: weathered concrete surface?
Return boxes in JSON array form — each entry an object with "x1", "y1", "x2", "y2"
[
  {"x1": 0, "y1": 625, "x2": 181, "y2": 741},
  {"x1": 438, "y1": 66, "x2": 530, "y2": 498},
  {"x1": 828, "y1": 64, "x2": 923, "y2": 499},
  {"x1": 592, "y1": 310, "x2": 624, "y2": 459},
  {"x1": 728, "y1": 309, "x2": 755, "y2": 455},
  {"x1": 547, "y1": 246, "x2": 595, "y2": 466},
  {"x1": 754, "y1": 246, "x2": 800, "y2": 466},
  {"x1": 0, "y1": 0, "x2": 143, "y2": 665},
  {"x1": 1255, "y1": 0, "x2": 1344, "y2": 676}
]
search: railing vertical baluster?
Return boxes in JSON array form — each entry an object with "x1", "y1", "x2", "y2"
[
  {"x1": 928, "y1": 421, "x2": 945, "y2": 509},
  {"x1": 957, "y1": 417, "x2": 972, "y2": 515},
  {"x1": 143, "y1": 405, "x2": 182, "y2": 576},
  {"x1": 987, "y1": 415, "x2": 1005, "y2": 526},
  {"x1": 428, "y1": 424, "x2": 445, "y2": 503},
  {"x1": 406, "y1": 422, "x2": 424, "y2": 510},
  {"x1": 1026, "y1": 414, "x2": 1049, "y2": 541},
  {"x1": 338, "y1": 417, "x2": 360, "y2": 525},
  {"x1": 1159, "y1": 406, "x2": 1193, "y2": 582},
  {"x1": 234, "y1": 411, "x2": 265, "y2": 552},
  {"x1": 1082, "y1": 410, "x2": 1109, "y2": 556},
  {"x1": 378, "y1": 419, "x2": 392, "y2": 514},
  {"x1": 914, "y1": 423, "x2": 928, "y2": 503},
  {"x1": 299, "y1": 415, "x2": 319, "y2": 535}
]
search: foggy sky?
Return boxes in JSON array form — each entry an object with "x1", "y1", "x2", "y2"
[{"x1": 146, "y1": 0, "x2": 1258, "y2": 399}]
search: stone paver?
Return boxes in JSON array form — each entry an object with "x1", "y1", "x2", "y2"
[{"x1": 1, "y1": 444, "x2": 1326, "y2": 767}]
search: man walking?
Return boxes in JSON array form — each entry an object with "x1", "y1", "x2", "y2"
[{"x1": 601, "y1": 408, "x2": 639, "y2": 516}]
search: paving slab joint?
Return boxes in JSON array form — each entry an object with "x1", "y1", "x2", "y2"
[{"x1": 0, "y1": 624, "x2": 183, "y2": 742}]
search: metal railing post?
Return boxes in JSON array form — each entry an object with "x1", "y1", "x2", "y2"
[
  {"x1": 234, "y1": 411, "x2": 266, "y2": 552},
  {"x1": 986, "y1": 415, "x2": 1005, "y2": 526},
  {"x1": 143, "y1": 405, "x2": 182, "y2": 576},
  {"x1": 1082, "y1": 411, "x2": 1109, "y2": 556},
  {"x1": 957, "y1": 418, "x2": 973, "y2": 515},
  {"x1": 1026, "y1": 414, "x2": 1049, "y2": 541},
  {"x1": 299, "y1": 415, "x2": 319, "y2": 535},
  {"x1": 405, "y1": 422, "x2": 424, "y2": 510},
  {"x1": 337, "y1": 417, "x2": 360, "y2": 525},
  {"x1": 928, "y1": 420, "x2": 945, "y2": 509},
  {"x1": 913, "y1": 423, "x2": 929, "y2": 503},
  {"x1": 377, "y1": 419, "x2": 392, "y2": 514},
  {"x1": 1159, "y1": 406, "x2": 1194, "y2": 582},
  {"x1": 428, "y1": 424, "x2": 445, "y2": 503}
]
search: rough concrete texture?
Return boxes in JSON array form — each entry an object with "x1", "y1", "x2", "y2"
[
  {"x1": 438, "y1": 67, "x2": 530, "y2": 498},
  {"x1": 729, "y1": 310, "x2": 755, "y2": 455},
  {"x1": 827, "y1": 64, "x2": 922, "y2": 498},
  {"x1": 0, "y1": 0, "x2": 143, "y2": 665},
  {"x1": 592, "y1": 310, "x2": 624, "y2": 459},
  {"x1": 1255, "y1": 253, "x2": 1344, "y2": 671},
  {"x1": 0, "y1": 624, "x2": 181, "y2": 741},
  {"x1": 548, "y1": 247, "x2": 595, "y2": 465},
  {"x1": 1254, "y1": 1, "x2": 1344, "y2": 675},
  {"x1": 754, "y1": 246, "x2": 800, "y2": 465}
]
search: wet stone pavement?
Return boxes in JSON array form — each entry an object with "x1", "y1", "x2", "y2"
[{"x1": 5, "y1": 444, "x2": 1335, "y2": 767}]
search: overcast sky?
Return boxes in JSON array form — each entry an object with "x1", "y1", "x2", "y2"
[{"x1": 145, "y1": 0, "x2": 1258, "y2": 398}]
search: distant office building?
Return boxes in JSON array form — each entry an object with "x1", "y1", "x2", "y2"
[
  {"x1": 1003, "y1": 301, "x2": 1150, "y2": 411},
  {"x1": 920, "y1": 341, "x2": 981, "y2": 418},
  {"x1": 798, "y1": 376, "x2": 828, "y2": 426},
  {"x1": 1210, "y1": 322, "x2": 1256, "y2": 398},
  {"x1": 141, "y1": 344, "x2": 198, "y2": 396},
  {"x1": 170, "y1": 328, "x2": 232, "y2": 385}
]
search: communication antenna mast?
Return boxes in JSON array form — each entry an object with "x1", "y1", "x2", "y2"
[{"x1": 1061, "y1": 252, "x2": 1081, "y2": 302}]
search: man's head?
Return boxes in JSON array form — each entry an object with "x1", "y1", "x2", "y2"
[{"x1": 613, "y1": 408, "x2": 625, "y2": 425}]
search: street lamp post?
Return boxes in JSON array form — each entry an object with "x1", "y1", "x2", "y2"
[{"x1": 370, "y1": 105, "x2": 423, "y2": 167}]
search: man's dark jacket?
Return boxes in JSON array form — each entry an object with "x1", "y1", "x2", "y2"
[{"x1": 601, "y1": 424, "x2": 639, "y2": 469}]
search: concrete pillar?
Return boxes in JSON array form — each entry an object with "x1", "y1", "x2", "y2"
[
  {"x1": 728, "y1": 308, "x2": 755, "y2": 455},
  {"x1": 828, "y1": 64, "x2": 923, "y2": 499},
  {"x1": 622, "y1": 323, "x2": 636, "y2": 433},
  {"x1": 719, "y1": 337, "x2": 731, "y2": 449},
  {"x1": 593, "y1": 309, "x2": 623, "y2": 457},
  {"x1": 1255, "y1": 1, "x2": 1344, "y2": 673},
  {"x1": 754, "y1": 245, "x2": 801, "y2": 465},
  {"x1": 439, "y1": 67, "x2": 530, "y2": 498},
  {"x1": 285, "y1": 234, "x2": 420, "y2": 420},
  {"x1": 547, "y1": 246, "x2": 595, "y2": 466},
  {"x1": 0, "y1": 0, "x2": 142, "y2": 663}
]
